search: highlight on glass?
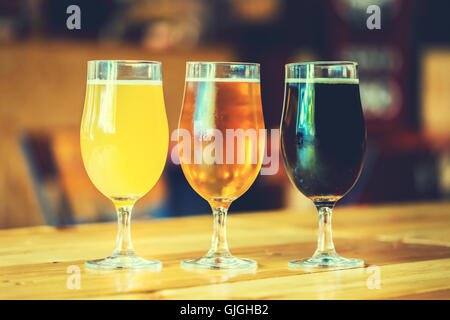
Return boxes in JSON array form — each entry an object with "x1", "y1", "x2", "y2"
[
  {"x1": 280, "y1": 61, "x2": 366, "y2": 270},
  {"x1": 178, "y1": 62, "x2": 265, "y2": 270},
  {"x1": 80, "y1": 60, "x2": 169, "y2": 270}
]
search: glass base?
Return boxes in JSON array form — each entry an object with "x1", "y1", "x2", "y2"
[
  {"x1": 289, "y1": 255, "x2": 364, "y2": 271},
  {"x1": 181, "y1": 256, "x2": 257, "y2": 270},
  {"x1": 86, "y1": 254, "x2": 162, "y2": 271}
]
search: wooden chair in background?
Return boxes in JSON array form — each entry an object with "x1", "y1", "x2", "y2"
[{"x1": 20, "y1": 129, "x2": 169, "y2": 226}]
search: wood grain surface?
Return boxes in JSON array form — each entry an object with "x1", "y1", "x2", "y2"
[{"x1": 0, "y1": 202, "x2": 449, "y2": 299}]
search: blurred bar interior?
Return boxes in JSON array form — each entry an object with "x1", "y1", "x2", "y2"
[{"x1": 0, "y1": 0, "x2": 449, "y2": 228}]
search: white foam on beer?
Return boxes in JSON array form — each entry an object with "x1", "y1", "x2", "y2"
[
  {"x1": 87, "y1": 79, "x2": 162, "y2": 85},
  {"x1": 185, "y1": 77, "x2": 260, "y2": 83},
  {"x1": 285, "y1": 78, "x2": 359, "y2": 84}
]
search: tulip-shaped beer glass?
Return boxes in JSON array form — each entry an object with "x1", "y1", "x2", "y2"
[
  {"x1": 178, "y1": 62, "x2": 265, "y2": 270},
  {"x1": 80, "y1": 60, "x2": 168, "y2": 270},
  {"x1": 280, "y1": 62, "x2": 366, "y2": 270}
]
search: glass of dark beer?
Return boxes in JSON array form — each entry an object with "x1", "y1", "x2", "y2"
[{"x1": 280, "y1": 62, "x2": 366, "y2": 270}]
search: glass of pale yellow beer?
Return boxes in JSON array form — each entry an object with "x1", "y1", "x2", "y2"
[
  {"x1": 80, "y1": 60, "x2": 168, "y2": 270},
  {"x1": 178, "y1": 62, "x2": 265, "y2": 270}
]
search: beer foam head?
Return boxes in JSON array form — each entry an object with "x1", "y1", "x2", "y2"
[
  {"x1": 285, "y1": 78, "x2": 359, "y2": 84},
  {"x1": 185, "y1": 77, "x2": 260, "y2": 83},
  {"x1": 87, "y1": 79, "x2": 162, "y2": 85}
]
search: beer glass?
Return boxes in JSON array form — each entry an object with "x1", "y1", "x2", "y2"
[
  {"x1": 80, "y1": 60, "x2": 169, "y2": 270},
  {"x1": 178, "y1": 62, "x2": 265, "y2": 270},
  {"x1": 280, "y1": 62, "x2": 366, "y2": 270}
]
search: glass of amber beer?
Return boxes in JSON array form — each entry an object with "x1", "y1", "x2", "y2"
[
  {"x1": 178, "y1": 62, "x2": 265, "y2": 270},
  {"x1": 80, "y1": 60, "x2": 169, "y2": 270}
]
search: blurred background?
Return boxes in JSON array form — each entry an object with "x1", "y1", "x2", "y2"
[{"x1": 0, "y1": 0, "x2": 449, "y2": 228}]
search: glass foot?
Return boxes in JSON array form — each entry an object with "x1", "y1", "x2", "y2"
[
  {"x1": 181, "y1": 256, "x2": 257, "y2": 270},
  {"x1": 86, "y1": 254, "x2": 162, "y2": 271},
  {"x1": 289, "y1": 255, "x2": 364, "y2": 270}
]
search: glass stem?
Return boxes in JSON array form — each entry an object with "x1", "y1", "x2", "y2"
[
  {"x1": 112, "y1": 202, "x2": 135, "y2": 257},
  {"x1": 206, "y1": 202, "x2": 232, "y2": 258},
  {"x1": 313, "y1": 203, "x2": 337, "y2": 258}
]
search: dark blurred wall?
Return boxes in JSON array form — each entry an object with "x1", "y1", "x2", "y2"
[{"x1": 43, "y1": 0, "x2": 116, "y2": 38}]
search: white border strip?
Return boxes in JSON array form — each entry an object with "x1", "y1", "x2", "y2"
[
  {"x1": 87, "y1": 79, "x2": 162, "y2": 85},
  {"x1": 186, "y1": 77, "x2": 260, "y2": 83},
  {"x1": 285, "y1": 78, "x2": 359, "y2": 84}
]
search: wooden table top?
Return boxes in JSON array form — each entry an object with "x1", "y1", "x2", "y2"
[{"x1": 1, "y1": 201, "x2": 449, "y2": 300}]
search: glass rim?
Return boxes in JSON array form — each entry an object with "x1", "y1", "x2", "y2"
[
  {"x1": 186, "y1": 61, "x2": 260, "y2": 67},
  {"x1": 286, "y1": 61, "x2": 358, "y2": 68},
  {"x1": 87, "y1": 60, "x2": 161, "y2": 65}
]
